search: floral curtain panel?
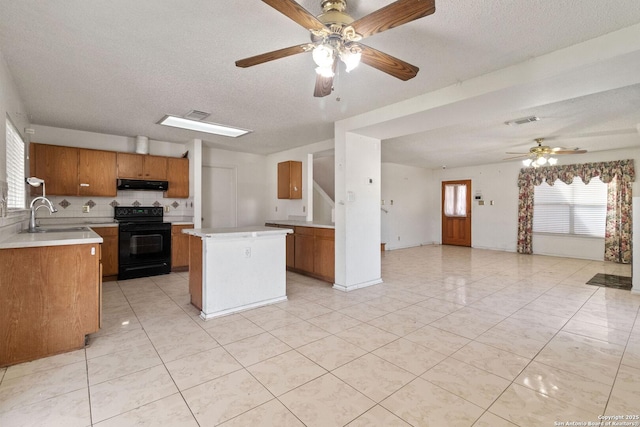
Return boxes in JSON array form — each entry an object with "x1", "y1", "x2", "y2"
[{"x1": 516, "y1": 159, "x2": 635, "y2": 263}]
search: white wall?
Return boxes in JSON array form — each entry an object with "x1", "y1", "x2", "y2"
[
  {"x1": 381, "y1": 163, "x2": 434, "y2": 250},
  {"x1": 432, "y1": 146, "x2": 640, "y2": 259},
  {"x1": 313, "y1": 155, "x2": 335, "y2": 200},
  {"x1": 312, "y1": 183, "x2": 334, "y2": 224},
  {"x1": 265, "y1": 139, "x2": 334, "y2": 222},
  {"x1": 202, "y1": 145, "x2": 267, "y2": 227},
  {"x1": 0, "y1": 48, "x2": 30, "y2": 234},
  {"x1": 30, "y1": 124, "x2": 185, "y2": 157}
]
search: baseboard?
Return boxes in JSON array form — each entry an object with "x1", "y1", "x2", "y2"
[{"x1": 333, "y1": 278, "x2": 383, "y2": 292}]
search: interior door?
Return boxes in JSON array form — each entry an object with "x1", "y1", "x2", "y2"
[
  {"x1": 442, "y1": 180, "x2": 472, "y2": 247},
  {"x1": 202, "y1": 166, "x2": 237, "y2": 228}
]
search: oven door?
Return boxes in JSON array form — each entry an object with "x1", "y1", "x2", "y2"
[{"x1": 118, "y1": 222, "x2": 172, "y2": 280}]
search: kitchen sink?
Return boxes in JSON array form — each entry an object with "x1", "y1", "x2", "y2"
[{"x1": 21, "y1": 226, "x2": 92, "y2": 233}]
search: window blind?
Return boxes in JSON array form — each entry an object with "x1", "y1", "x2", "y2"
[
  {"x1": 533, "y1": 176, "x2": 607, "y2": 237},
  {"x1": 5, "y1": 118, "x2": 25, "y2": 209}
]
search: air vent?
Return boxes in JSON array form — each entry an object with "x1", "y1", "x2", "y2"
[
  {"x1": 505, "y1": 116, "x2": 540, "y2": 126},
  {"x1": 184, "y1": 110, "x2": 211, "y2": 121}
]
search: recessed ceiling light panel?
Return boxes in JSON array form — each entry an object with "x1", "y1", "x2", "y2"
[{"x1": 158, "y1": 115, "x2": 252, "y2": 138}]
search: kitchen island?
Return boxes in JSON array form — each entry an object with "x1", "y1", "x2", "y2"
[{"x1": 184, "y1": 226, "x2": 292, "y2": 320}]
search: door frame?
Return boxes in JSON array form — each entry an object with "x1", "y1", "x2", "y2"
[{"x1": 441, "y1": 179, "x2": 472, "y2": 247}]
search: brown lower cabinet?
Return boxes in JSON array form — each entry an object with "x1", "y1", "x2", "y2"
[
  {"x1": 188, "y1": 235, "x2": 203, "y2": 310},
  {"x1": 266, "y1": 224, "x2": 334, "y2": 283},
  {"x1": 0, "y1": 244, "x2": 101, "y2": 367},
  {"x1": 172, "y1": 224, "x2": 194, "y2": 271},
  {"x1": 92, "y1": 226, "x2": 118, "y2": 281}
]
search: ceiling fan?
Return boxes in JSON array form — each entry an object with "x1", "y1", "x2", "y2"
[
  {"x1": 505, "y1": 138, "x2": 587, "y2": 167},
  {"x1": 235, "y1": 0, "x2": 436, "y2": 97}
]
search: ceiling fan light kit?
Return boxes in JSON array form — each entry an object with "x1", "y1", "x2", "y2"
[
  {"x1": 505, "y1": 138, "x2": 587, "y2": 167},
  {"x1": 236, "y1": 0, "x2": 436, "y2": 97}
]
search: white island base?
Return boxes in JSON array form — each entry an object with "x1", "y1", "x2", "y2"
[{"x1": 185, "y1": 226, "x2": 292, "y2": 320}]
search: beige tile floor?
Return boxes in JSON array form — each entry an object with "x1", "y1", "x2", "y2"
[{"x1": 1, "y1": 245, "x2": 639, "y2": 426}]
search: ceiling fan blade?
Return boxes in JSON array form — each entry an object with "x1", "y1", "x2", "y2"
[
  {"x1": 262, "y1": 0, "x2": 326, "y2": 32},
  {"x1": 313, "y1": 74, "x2": 334, "y2": 98},
  {"x1": 358, "y1": 44, "x2": 419, "y2": 80},
  {"x1": 505, "y1": 152, "x2": 529, "y2": 155},
  {"x1": 313, "y1": 60, "x2": 337, "y2": 97},
  {"x1": 551, "y1": 148, "x2": 588, "y2": 155},
  {"x1": 236, "y1": 43, "x2": 311, "y2": 68},
  {"x1": 503, "y1": 154, "x2": 531, "y2": 160},
  {"x1": 351, "y1": 0, "x2": 436, "y2": 39}
]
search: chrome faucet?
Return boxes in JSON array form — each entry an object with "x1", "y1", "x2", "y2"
[{"x1": 28, "y1": 196, "x2": 58, "y2": 232}]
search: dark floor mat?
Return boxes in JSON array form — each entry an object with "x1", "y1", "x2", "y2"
[{"x1": 586, "y1": 273, "x2": 632, "y2": 290}]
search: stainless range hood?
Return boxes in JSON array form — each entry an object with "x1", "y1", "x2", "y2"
[{"x1": 116, "y1": 179, "x2": 169, "y2": 191}]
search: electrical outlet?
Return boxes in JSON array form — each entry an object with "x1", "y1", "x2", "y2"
[
  {"x1": 244, "y1": 247, "x2": 251, "y2": 258},
  {"x1": 82, "y1": 205, "x2": 90, "y2": 213}
]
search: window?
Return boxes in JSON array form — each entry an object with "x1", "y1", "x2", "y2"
[
  {"x1": 444, "y1": 184, "x2": 467, "y2": 217},
  {"x1": 533, "y1": 176, "x2": 607, "y2": 237},
  {"x1": 5, "y1": 117, "x2": 26, "y2": 209}
]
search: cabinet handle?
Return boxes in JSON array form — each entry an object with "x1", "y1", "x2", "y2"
[{"x1": 80, "y1": 183, "x2": 90, "y2": 187}]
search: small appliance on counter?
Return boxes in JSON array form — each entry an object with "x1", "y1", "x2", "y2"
[{"x1": 115, "y1": 206, "x2": 171, "y2": 280}]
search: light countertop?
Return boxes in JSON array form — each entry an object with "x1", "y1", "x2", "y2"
[
  {"x1": 265, "y1": 220, "x2": 335, "y2": 229},
  {"x1": 0, "y1": 227, "x2": 103, "y2": 249},
  {"x1": 184, "y1": 226, "x2": 293, "y2": 239}
]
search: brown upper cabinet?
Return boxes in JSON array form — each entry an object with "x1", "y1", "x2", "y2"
[
  {"x1": 278, "y1": 160, "x2": 302, "y2": 199},
  {"x1": 78, "y1": 149, "x2": 117, "y2": 197},
  {"x1": 30, "y1": 143, "x2": 117, "y2": 197},
  {"x1": 165, "y1": 157, "x2": 189, "y2": 198},
  {"x1": 30, "y1": 143, "x2": 189, "y2": 198},
  {"x1": 117, "y1": 153, "x2": 167, "y2": 180}
]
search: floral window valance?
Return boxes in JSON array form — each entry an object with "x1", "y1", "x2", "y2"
[
  {"x1": 516, "y1": 159, "x2": 635, "y2": 264},
  {"x1": 517, "y1": 159, "x2": 635, "y2": 188}
]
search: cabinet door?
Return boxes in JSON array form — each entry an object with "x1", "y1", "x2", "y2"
[
  {"x1": 79, "y1": 149, "x2": 117, "y2": 197},
  {"x1": 314, "y1": 228, "x2": 335, "y2": 281},
  {"x1": 143, "y1": 155, "x2": 168, "y2": 180},
  {"x1": 189, "y1": 235, "x2": 203, "y2": 310},
  {"x1": 172, "y1": 224, "x2": 193, "y2": 269},
  {"x1": 0, "y1": 244, "x2": 99, "y2": 366},
  {"x1": 117, "y1": 153, "x2": 144, "y2": 179},
  {"x1": 165, "y1": 157, "x2": 189, "y2": 198},
  {"x1": 286, "y1": 233, "x2": 295, "y2": 268},
  {"x1": 92, "y1": 227, "x2": 118, "y2": 278},
  {"x1": 277, "y1": 161, "x2": 302, "y2": 199},
  {"x1": 294, "y1": 227, "x2": 314, "y2": 273},
  {"x1": 32, "y1": 144, "x2": 79, "y2": 196}
]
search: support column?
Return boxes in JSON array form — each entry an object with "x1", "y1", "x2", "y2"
[
  {"x1": 186, "y1": 138, "x2": 203, "y2": 228},
  {"x1": 334, "y1": 129, "x2": 382, "y2": 291}
]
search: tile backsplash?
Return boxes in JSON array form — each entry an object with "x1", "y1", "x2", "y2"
[{"x1": 34, "y1": 190, "x2": 194, "y2": 219}]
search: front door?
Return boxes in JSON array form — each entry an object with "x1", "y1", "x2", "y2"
[{"x1": 442, "y1": 180, "x2": 472, "y2": 246}]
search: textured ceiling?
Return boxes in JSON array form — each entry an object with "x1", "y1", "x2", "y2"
[{"x1": 1, "y1": 0, "x2": 639, "y2": 168}]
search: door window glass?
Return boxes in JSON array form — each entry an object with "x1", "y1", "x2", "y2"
[{"x1": 444, "y1": 184, "x2": 467, "y2": 217}]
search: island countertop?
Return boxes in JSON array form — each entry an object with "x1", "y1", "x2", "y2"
[
  {"x1": 184, "y1": 226, "x2": 292, "y2": 239},
  {"x1": 265, "y1": 220, "x2": 334, "y2": 229}
]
